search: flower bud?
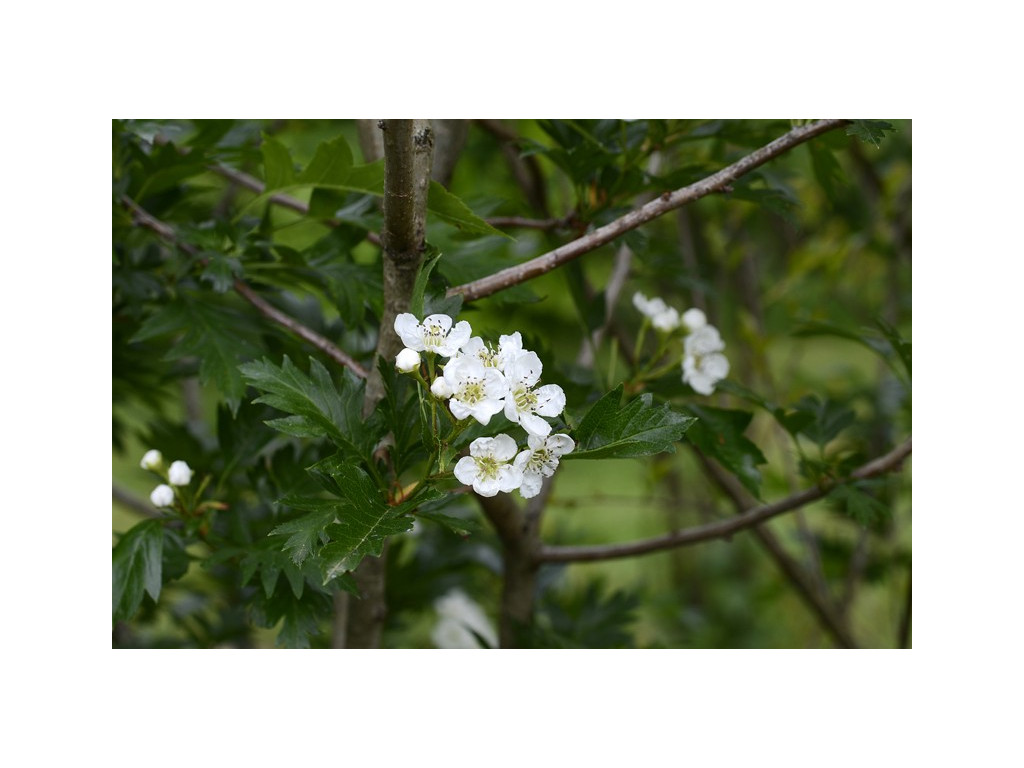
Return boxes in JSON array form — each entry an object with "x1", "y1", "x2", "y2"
[
  {"x1": 140, "y1": 449, "x2": 163, "y2": 471},
  {"x1": 150, "y1": 484, "x2": 175, "y2": 507},
  {"x1": 430, "y1": 376, "x2": 453, "y2": 399},
  {"x1": 168, "y1": 460, "x2": 194, "y2": 486},
  {"x1": 395, "y1": 347, "x2": 422, "y2": 373},
  {"x1": 682, "y1": 308, "x2": 707, "y2": 332}
]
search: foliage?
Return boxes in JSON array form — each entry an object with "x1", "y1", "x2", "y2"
[{"x1": 113, "y1": 119, "x2": 911, "y2": 649}]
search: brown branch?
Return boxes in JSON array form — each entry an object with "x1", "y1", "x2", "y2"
[
  {"x1": 120, "y1": 195, "x2": 369, "y2": 379},
  {"x1": 449, "y1": 119, "x2": 850, "y2": 302},
  {"x1": 696, "y1": 451, "x2": 860, "y2": 649},
  {"x1": 113, "y1": 485, "x2": 160, "y2": 519},
  {"x1": 536, "y1": 437, "x2": 911, "y2": 564}
]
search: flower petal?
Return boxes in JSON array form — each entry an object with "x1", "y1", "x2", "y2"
[
  {"x1": 453, "y1": 456, "x2": 479, "y2": 486},
  {"x1": 546, "y1": 434, "x2": 576, "y2": 456},
  {"x1": 518, "y1": 471, "x2": 543, "y2": 499},
  {"x1": 394, "y1": 313, "x2": 423, "y2": 349},
  {"x1": 519, "y1": 411, "x2": 552, "y2": 438},
  {"x1": 490, "y1": 433, "x2": 520, "y2": 462},
  {"x1": 533, "y1": 384, "x2": 566, "y2": 417}
]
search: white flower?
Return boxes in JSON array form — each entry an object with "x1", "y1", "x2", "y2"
[
  {"x1": 513, "y1": 433, "x2": 575, "y2": 499},
  {"x1": 168, "y1": 460, "x2": 193, "y2": 486},
  {"x1": 633, "y1": 291, "x2": 680, "y2": 332},
  {"x1": 150, "y1": 484, "x2": 175, "y2": 507},
  {"x1": 443, "y1": 355, "x2": 506, "y2": 425},
  {"x1": 502, "y1": 350, "x2": 566, "y2": 438},
  {"x1": 682, "y1": 307, "x2": 707, "y2": 331},
  {"x1": 431, "y1": 589, "x2": 498, "y2": 649},
  {"x1": 140, "y1": 449, "x2": 163, "y2": 471},
  {"x1": 395, "y1": 347, "x2": 421, "y2": 373},
  {"x1": 496, "y1": 331, "x2": 525, "y2": 371},
  {"x1": 460, "y1": 336, "x2": 502, "y2": 370},
  {"x1": 430, "y1": 376, "x2": 453, "y2": 399},
  {"x1": 454, "y1": 435, "x2": 523, "y2": 497},
  {"x1": 682, "y1": 324, "x2": 729, "y2": 395},
  {"x1": 394, "y1": 313, "x2": 471, "y2": 358}
]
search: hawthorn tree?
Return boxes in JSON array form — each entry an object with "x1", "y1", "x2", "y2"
[{"x1": 112, "y1": 118, "x2": 911, "y2": 649}]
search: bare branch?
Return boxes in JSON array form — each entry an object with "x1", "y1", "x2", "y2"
[
  {"x1": 536, "y1": 437, "x2": 911, "y2": 564},
  {"x1": 449, "y1": 119, "x2": 850, "y2": 302},
  {"x1": 120, "y1": 195, "x2": 369, "y2": 379},
  {"x1": 113, "y1": 485, "x2": 160, "y2": 519}
]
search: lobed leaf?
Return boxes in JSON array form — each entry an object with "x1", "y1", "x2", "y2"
[{"x1": 568, "y1": 385, "x2": 696, "y2": 460}]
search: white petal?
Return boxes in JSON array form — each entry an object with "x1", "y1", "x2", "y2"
[
  {"x1": 533, "y1": 384, "x2": 566, "y2": 417},
  {"x1": 518, "y1": 472, "x2": 543, "y2": 499},
  {"x1": 546, "y1": 434, "x2": 576, "y2": 456},
  {"x1": 682, "y1": 308, "x2": 707, "y2": 331},
  {"x1": 394, "y1": 313, "x2": 424, "y2": 349},
  {"x1": 513, "y1": 449, "x2": 534, "y2": 471},
  {"x1": 442, "y1": 320, "x2": 473, "y2": 356},
  {"x1": 449, "y1": 399, "x2": 473, "y2": 421},
  {"x1": 497, "y1": 465, "x2": 524, "y2": 493},
  {"x1": 510, "y1": 351, "x2": 543, "y2": 387},
  {"x1": 686, "y1": 372, "x2": 716, "y2": 395},
  {"x1": 519, "y1": 411, "x2": 552, "y2": 438},
  {"x1": 474, "y1": 475, "x2": 501, "y2": 497},
  {"x1": 685, "y1": 325, "x2": 724, "y2": 356},
  {"x1": 652, "y1": 307, "x2": 680, "y2": 332},
  {"x1": 468, "y1": 437, "x2": 496, "y2": 458},
  {"x1": 490, "y1": 433, "x2": 520, "y2": 462},
  {"x1": 453, "y1": 456, "x2": 479, "y2": 486},
  {"x1": 467, "y1": 398, "x2": 504, "y2": 425},
  {"x1": 702, "y1": 353, "x2": 730, "y2": 379},
  {"x1": 423, "y1": 314, "x2": 454, "y2": 333}
]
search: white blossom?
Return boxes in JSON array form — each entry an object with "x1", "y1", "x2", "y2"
[
  {"x1": 140, "y1": 449, "x2": 163, "y2": 471},
  {"x1": 150, "y1": 484, "x2": 175, "y2": 507},
  {"x1": 513, "y1": 433, "x2": 575, "y2": 499},
  {"x1": 496, "y1": 331, "x2": 525, "y2": 371},
  {"x1": 168, "y1": 460, "x2": 193, "y2": 486},
  {"x1": 395, "y1": 347, "x2": 421, "y2": 373},
  {"x1": 453, "y1": 435, "x2": 523, "y2": 497},
  {"x1": 633, "y1": 291, "x2": 680, "y2": 332},
  {"x1": 682, "y1": 307, "x2": 707, "y2": 332},
  {"x1": 502, "y1": 350, "x2": 566, "y2": 438},
  {"x1": 682, "y1": 324, "x2": 729, "y2": 395},
  {"x1": 430, "y1": 376, "x2": 453, "y2": 399},
  {"x1": 443, "y1": 356, "x2": 507, "y2": 425},
  {"x1": 394, "y1": 313, "x2": 471, "y2": 358},
  {"x1": 460, "y1": 336, "x2": 503, "y2": 370},
  {"x1": 431, "y1": 589, "x2": 498, "y2": 649}
]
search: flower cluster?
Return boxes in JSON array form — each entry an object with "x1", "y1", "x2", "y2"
[
  {"x1": 139, "y1": 449, "x2": 194, "y2": 508},
  {"x1": 394, "y1": 313, "x2": 574, "y2": 499},
  {"x1": 633, "y1": 292, "x2": 730, "y2": 395}
]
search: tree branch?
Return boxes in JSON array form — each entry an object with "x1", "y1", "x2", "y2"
[
  {"x1": 536, "y1": 437, "x2": 910, "y2": 564},
  {"x1": 449, "y1": 119, "x2": 850, "y2": 302},
  {"x1": 119, "y1": 195, "x2": 369, "y2": 379},
  {"x1": 113, "y1": 484, "x2": 160, "y2": 519}
]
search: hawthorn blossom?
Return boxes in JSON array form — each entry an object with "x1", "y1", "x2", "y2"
[
  {"x1": 394, "y1": 313, "x2": 471, "y2": 358},
  {"x1": 140, "y1": 449, "x2": 163, "y2": 471},
  {"x1": 460, "y1": 336, "x2": 503, "y2": 370},
  {"x1": 150, "y1": 484, "x2": 175, "y2": 507},
  {"x1": 431, "y1": 590, "x2": 498, "y2": 649},
  {"x1": 682, "y1": 307, "x2": 707, "y2": 332},
  {"x1": 513, "y1": 433, "x2": 575, "y2": 499},
  {"x1": 168, "y1": 460, "x2": 193, "y2": 486},
  {"x1": 395, "y1": 347, "x2": 421, "y2": 373},
  {"x1": 430, "y1": 376, "x2": 453, "y2": 399},
  {"x1": 502, "y1": 350, "x2": 566, "y2": 438},
  {"x1": 453, "y1": 435, "x2": 523, "y2": 497},
  {"x1": 443, "y1": 355, "x2": 507, "y2": 425},
  {"x1": 682, "y1": 324, "x2": 729, "y2": 395},
  {"x1": 496, "y1": 331, "x2": 525, "y2": 371},
  {"x1": 633, "y1": 291, "x2": 680, "y2": 332}
]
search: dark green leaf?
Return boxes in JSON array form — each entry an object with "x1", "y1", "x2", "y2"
[
  {"x1": 846, "y1": 120, "x2": 896, "y2": 148},
  {"x1": 788, "y1": 395, "x2": 856, "y2": 449},
  {"x1": 829, "y1": 483, "x2": 891, "y2": 528},
  {"x1": 684, "y1": 405, "x2": 767, "y2": 498},
  {"x1": 200, "y1": 254, "x2": 243, "y2": 293},
  {"x1": 428, "y1": 181, "x2": 509, "y2": 238},
  {"x1": 269, "y1": 506, "x2": 339, "y2": 565},
  {"x1": 112, "y1": 520, "x2": 164, "y2": 622},
  {"x1": 298, "y1": 135, "x2": 354, "y2": 185},
  {"x1": 568, "y1": 385, "x2": 696, "y2": 460},
  {"x1": 409, "y1": 244, "x2": 443, "y2": 320}
]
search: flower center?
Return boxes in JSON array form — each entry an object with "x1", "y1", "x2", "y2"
[
  {"x1": 458, "y1": 378, "x2": 486, "y2": 404},
  {"x1": 475, "y1": 455, "x2": 500, "y2": 479},
  {"x1": 527, "y1": 448, "x2": 557, "y2": 474},
  {"x1": 423, "y1": 322, "x2": 446, "y2": 350},
  {"x1": 513, "y1": 385, "x2": 538, "y2": 412}
]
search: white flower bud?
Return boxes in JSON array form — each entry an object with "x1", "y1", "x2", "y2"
[
  {"x1": 682, "y1": 308, "x2": 707, "y2": 331},
  {"x1": 150, "y1": 484, "x2": 175, "y2": 507},
  {"x1": 140, "y1": 449, "x2": 163, "y2": 471},
  {"x1": 395, "y1": 347, "x2": 422, "y2": 373},
  {"x1": 168, "y1": 460, "x2": 193, "y2": 486},
  {"x1": 430, "y1": 376, "x2": 453, "y2": 399}
]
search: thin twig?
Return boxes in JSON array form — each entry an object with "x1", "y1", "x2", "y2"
[
  {"x1": 120, "y1": 195, "x2": 369, "y2": 379},
  {"x1": 449, "y1": 120, "x2": 850, "y2": 302},
  {"x1": 536, "y1": 437, "x2": 910, "y2": 564},
  {"x1": 113, "y1": 485, "x2": 160, "y2": 519}
]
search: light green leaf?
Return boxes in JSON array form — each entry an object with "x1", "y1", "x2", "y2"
[
  {"x1": 427, "y1": 181, "x2": 509, "y2": 238},
  {"x1": 261, "y1": 135, "x2": 295, "y2": 190},
  {"x1": 298, "y1": 135, "x2": 354, "y2": 185}
]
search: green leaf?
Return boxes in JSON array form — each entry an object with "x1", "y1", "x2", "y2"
[
  {"x1": 261, "y1": 135, "x2": 295, "y2": 190},
  {"x1": 874, "y1": 317, "x2": 912, "y2": 379},
  {"x1": 427, "y1": 181, "x2": 509, "y2": 238},
  {"x1": 112, "y1": 520, "x2": 164, "y2": 622},
  {"x1": 829, "y1": 483, "x2": 891, "y2": 528},
  {"x1": 200, "y1": 253, "x2": 243, "y2": 293},
  {"x1": 132, "y1": 295, "x2": 260, "y2": 413},
  {"x1": 298, "y1": 135, "x2": 354, "y2": 185},
  {"x1": 239, "y1": 355, "x2": 377, "y2": 459},
  {"x1": 846, "y1": 120, "x2": 896, "y2": 148},
  {"x1": 793, "y1": 318, "x2": 911, "y2": 383},
  {"x1": 312, "y1": 462, "x2": 414, "y2": 581},
  {"x1": 269, "y1": 507, "x2": 338, "y2": 565},
  {"x1": 684, "y1": 405, "x2": 767, "y2": 498},
  {"x1": 409, "y1": 244, "x2": 443, "y2": 320},
  {"x1": 787, "y1": 395, "x2": 856, "y2": 449},
  {"x1": 568, "y1": 385, "x2": 696, "y2": 460}
]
